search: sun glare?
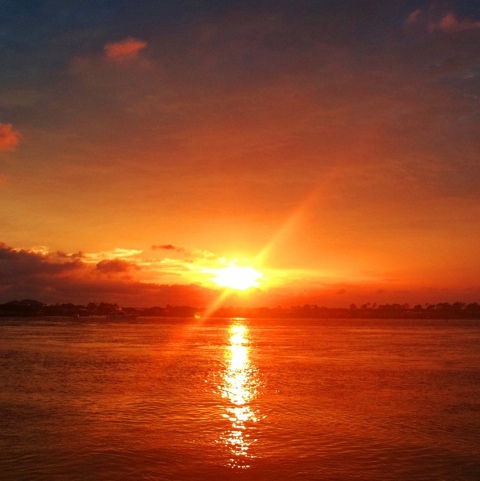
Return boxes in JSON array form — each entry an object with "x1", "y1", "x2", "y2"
[{"x1": 211, "y1": 265, "x2": 263, "y2": 290}]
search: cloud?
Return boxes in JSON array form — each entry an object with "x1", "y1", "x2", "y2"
[
  {"x1": 0, "y1": 243, "x2": 84, "y2": 278},
  {"x1": 96, "y1": 258, "x2": 140, "y2": 274},
  {"x1": 406, "y1": 9, "x2": 421, "y2": 25},
  {"x1": 430, "y1": 12, "x2": 480, "y2": 32},
  {"x1": 83, "y1": 248, "x2": 143, "y2": 264},
  {"x1": 104, "y1": 37, "x2": 147, "y2": 62},
  {"x1": 152, "y1": 244, "x2": 184, "y2": 252},
  {"x1": 406, "y1": 8, "x2": 480, "y2": 33},
  {"x1": 0, "y1": 123, "x2": 20, "y2": 151}
]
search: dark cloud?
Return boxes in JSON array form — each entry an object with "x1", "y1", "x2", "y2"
[
  {"x1": 152, "y1": 244, "x2": 186, "y2": 253},
  {"x1": 0, "y1": 243, "x2": 83, "y2": 277},
  {"x1": 96, "y1": 258, "x2": 139, "y2": 274}
]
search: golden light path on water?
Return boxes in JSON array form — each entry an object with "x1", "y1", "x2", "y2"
[{"x1": 218, "y1": 322, "x2": 260, "y2": 469}]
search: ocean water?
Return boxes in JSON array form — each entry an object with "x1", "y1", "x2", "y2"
[{"x1": 1, "y1": 317, "x2": 479, "y2": 481}]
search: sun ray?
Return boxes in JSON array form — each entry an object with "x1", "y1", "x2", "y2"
[{"x1": 254, "y1": 188, "x2": 320, "y2": 266}]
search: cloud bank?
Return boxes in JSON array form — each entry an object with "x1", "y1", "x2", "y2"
[
  {"x1": 0, "y1": 243, "x2": 216, "y2": 306},
  {"x1": 1, "y1": 241, "x2": 479, "y2": 309}
]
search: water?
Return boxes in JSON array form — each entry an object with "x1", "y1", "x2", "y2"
[{"x1": 1, "y1": 317, "x2": 479, "y2": 480}]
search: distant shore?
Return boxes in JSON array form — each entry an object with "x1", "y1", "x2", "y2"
[{"x1": 1, "y1": 299, "x2": 479, "y2": 320}]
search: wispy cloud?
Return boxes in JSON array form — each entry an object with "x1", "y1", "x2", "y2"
[
  {"x1": 152, "y1": 244, "x2": 186, "y2": 253},
  {"x1": 430, "y1": 12, "x2": 480, "y2": 32},
  {"x1": 406, "y1": 8, "x2": 480, "y2": 33},
  {"x1": 406, "y1": 9, "x2": 422, "y2": 26},
  {"x1": 104, "y1": 37, "x2": 147, "y2": 62},
  {"x1": 0, "y1": 123, "x2": 20, "y2": 151},
  {"x1": 83, "y1": 248, "x2": 143, "y2": 264}
]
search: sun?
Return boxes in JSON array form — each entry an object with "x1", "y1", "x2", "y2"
[{"x1": 211, "y1": 265, "x2": 264, "y2": 291}]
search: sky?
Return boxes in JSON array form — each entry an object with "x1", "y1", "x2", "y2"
[{"x1": 1, "y1": 0, "x2": 479, "y2": 308}]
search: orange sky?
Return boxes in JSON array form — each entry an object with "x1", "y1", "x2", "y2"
[{"x1": 1, "y1": 1, "x2": 479, "y2": 307}]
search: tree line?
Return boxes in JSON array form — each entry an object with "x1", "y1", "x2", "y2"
[{"x1": 1, "y1": 299, "x2": 480, "y2": 319}]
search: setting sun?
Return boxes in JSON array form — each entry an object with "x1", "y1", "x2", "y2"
[{"x1": 211, "y1": 265, "x2": 263, "y2": 290}]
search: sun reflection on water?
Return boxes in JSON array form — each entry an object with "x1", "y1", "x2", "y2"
[{"x1": 218, "y1": 322, "x2": 260, "y2": 469}]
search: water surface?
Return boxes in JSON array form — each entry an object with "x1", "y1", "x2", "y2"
[{"x1": 1, "y1": 317, "x2": 479, "y2": 480}]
